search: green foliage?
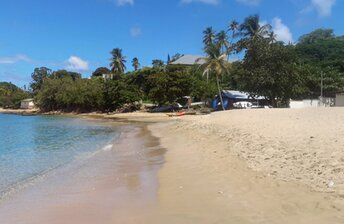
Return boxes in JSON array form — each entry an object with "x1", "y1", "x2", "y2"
[
  {"x1": 131, "y1": 57, "x2": 140, "y2": 71},
  {"x1": 152, "y1": 59, "x2": 165, "y2": 68},
  {"x1": 0, "y1": 82, "x2": 30, "y2": 108},
  {"x1": 298, "y1": 29, "x2": 335, "y2": 44},
  {"x1": 92, "y1": 67, "x2": 111, "y2": 77},
  {"x1": 198, "y1": 43, "x2": 231, "y2": 110},
  {"x1": 125, "y1": 67, "x2": 161, "y2": 96},
  {"x1": 191, "y1": 72, "x2": 217, "y2": 101},
  {"x1": 103, "y1": 80, "x2": 142, "y2": 111},
  {"x1": 30, "y1": 67, "x2": 52, "y2": 94},
  {"x1": 239, "y1": 15, "x2": 272, "y2": 41},
  {"x1": 110, "y1": 48, "x2": 126, "y2": 79},
  {"x1": 238, "y1": 41, "x2": 307, "y2": 107},
  {"x1": 35, "y1": 78, "x2": 104, "y2": 112},
  {"x1": 203, "y1": 27, "x2": 216, "y2": 46},
  {"x1": 296, "y1": 31, "x2": 344, "y2": 96},
  {"x1": 52, "y1": 70, "x2": 82, "y2": 80},
  {"x1": 147, "y1": 69, "x2": 192, "y2": 105}
]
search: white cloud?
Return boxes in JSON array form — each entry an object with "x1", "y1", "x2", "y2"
[
  {"x1": 0, "y1": 54, "x2": 31, "y2": 64},
  {"x1": 301, "y1": 0, "x2": 336, "y2": 17},
  {"x1": 272, "y1": 17, "x2": 293, "y2": 44},
  {"x1": 180, "y1": 0, "x2": 219, "y2": 5},
  {"x1": 311, "y1": 0, "x2": 336, "y2": 17},
  {"x1": 236, "y1": 0, "x2": 261, "y2": 6},
  {"x1": 130, "y1": 26, "x2": 141, "y2": 37},
  {"x1": 116, "y1": 0, "x2": 134, "y2": 6},
  {"x1": 65, "y1": 56, "x2": 89, "y2": 72}
]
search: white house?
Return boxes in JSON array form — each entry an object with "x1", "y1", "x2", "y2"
[
  {"x1": 335, "y1": 91, "x2": 344, "y2": 107},
  {"x1": 102, "y1": 73, "x2": 113, "y2": 80},
  {"x1": 20, "y1": 99, "x2": 35, "y2": 109}
]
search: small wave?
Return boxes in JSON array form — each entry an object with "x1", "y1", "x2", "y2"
[
  {"x1": 102, "y1": 144, "x2": 113, "y2": 151},
  {"x1": 0, "y1": 163, "x2": 65, "y2": 203}
]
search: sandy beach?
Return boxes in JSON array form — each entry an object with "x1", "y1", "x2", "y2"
[
  {"x1": 1, "y1": 108, "x2": 344, "y2": 223},
  {"x1": 0, "y1": 124, "x2": 166, "y2": 224},
  {"x1": 149, "y1": 107, "x2": 344, "y2": 223}
]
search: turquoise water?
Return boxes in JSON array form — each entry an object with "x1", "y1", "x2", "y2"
[{"x1": 0, "y1": 114, "x2": 118, "y2": 198}]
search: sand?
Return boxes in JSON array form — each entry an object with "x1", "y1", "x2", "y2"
[
  {"x1": 0, "y1": 124, "x2": 166, "y2": 224},
  {"x1": 1, "y1": 108, "x2": 344, "y2": 223},
  {"x1": 148, "y1": 107, "x2": 344, "y2": 223},
  {"x1": 168, "y1": 107, "x2": 344, "y2": 192}
]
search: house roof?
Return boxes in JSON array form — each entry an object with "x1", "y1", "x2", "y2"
[
  {"x1": 170, "y1": 55, "x2": 205, "y2": 65},
  {"x1": 21, "y1": 98, "x2": 34, "y2": 102},
  {"x1": 222, "y1": 90, "x2": 265, "y2": 100}
]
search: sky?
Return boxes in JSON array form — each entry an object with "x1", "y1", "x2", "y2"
[{"x1": 0, "y1": 0, "x2": 343, "y2": 87}]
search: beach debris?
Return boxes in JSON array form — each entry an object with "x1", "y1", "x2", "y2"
[
  {"x1": 179, "y1": 186, "x2": 183, "y2": 189},
  {"x1": 218, "y1": 191, "x2": 224, "y2": 195},
  {"x1": 328, "y1": 180, "x2": 335, "y2": 188}
]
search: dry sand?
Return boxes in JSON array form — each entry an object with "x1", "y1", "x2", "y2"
[
  {"x1": 149, "y1": 107, "x2": 344, "y2": 223},
  {"x1": 168, "y1": 107, "x2": 344, "y2": 192}
]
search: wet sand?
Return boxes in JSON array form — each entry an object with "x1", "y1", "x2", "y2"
[{"x1": 0, "y1": 124, "x2": 166, "y2": 224}]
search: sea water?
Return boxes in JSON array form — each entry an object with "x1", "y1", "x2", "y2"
[{"x1": 0, "y1": 114, "x2": 118, "y2": 199}]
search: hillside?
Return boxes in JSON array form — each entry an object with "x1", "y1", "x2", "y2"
[{"x1": 0, "y1": 82, "x2": 30, "y2": 108}]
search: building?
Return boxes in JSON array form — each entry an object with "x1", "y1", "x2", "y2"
[
  {"x1": 335, "y1": 91, "x2": 344, "y2": 106},
  {"x1": 289, "y1": 99, "x2": 320, "y2": 109},
  {"x1": 20, "y1": 99, "x2": 35, "y2": 109},
  {"x1": 170, "y1": 55, "x2": 205, "y2": 66},
  {"x1": 102, "y1": 73, "x2": 114, "y2": 80},
  {"x1": 212, "y1": 90, "x2": 268, "y2": 110}
]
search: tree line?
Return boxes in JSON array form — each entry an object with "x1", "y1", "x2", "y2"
[
  {"x1": 2, "y1": 14, "x2": 342, "y2": 111},
  {"x1": 199, "y1": 15, "x2": 344, "y2": 108}
]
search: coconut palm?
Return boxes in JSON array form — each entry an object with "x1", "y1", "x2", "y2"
[
  {"x1": 268, "y1": 31, "x2": 277, "y2": 44},
  {"x1": 215, "y1": 30, "x2": 230, "y2": 55},
  {"x1": 239, "y1": 15, "x2": 271, "y2": 40},
  {"x1": 132, "y1": 57, "x2": 140, "y2": 71},
  {"x1": 203, "y1": 27, "x2": 215, "y2": 47},
  {"x1": 228, "y1": 20, "x2": 239, "y2": 39},
  {"x1": 110, "y1": 48, "x2": 126, "y2": 79},
  {"x1": 197, "y1": 44, "x2": 230, "y2": 111}
]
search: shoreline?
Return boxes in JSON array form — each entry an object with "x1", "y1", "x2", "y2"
[
  {"x1": 0, "y1": 108, "x2": 171, "y2": 123},
  {"x1": 1, "y1": 108, "x2": 344, "y2": 222},
  {"x1": 0, "y1": 122, "x2": 166, "y2": 224}
]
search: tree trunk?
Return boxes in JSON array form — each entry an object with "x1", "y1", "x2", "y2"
[{"x1": 216, "y1": 75, "x2": 225, "y2": 111}]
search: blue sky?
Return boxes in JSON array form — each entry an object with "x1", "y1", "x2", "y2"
[{"x1": 0, "y1": 0, "x2": 343, "y2": 87}]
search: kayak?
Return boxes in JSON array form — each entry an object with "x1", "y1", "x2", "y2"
[{"x1": 167, "y1": 112, "x2": 186, "y2": 117}]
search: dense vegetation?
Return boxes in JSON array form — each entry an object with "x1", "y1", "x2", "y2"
[
  {"x1": 0, "y1": 82, "x2": 30, "y2": 108},
  {"x1": 20, "y1": 15, "x2": 343, "y2": 112},
  {"x1": 295, "y1": 29, "x2": 344, "y2": 97},
  {"x1": 30, "y1": 64, "x2": 215, "y2": 112}
]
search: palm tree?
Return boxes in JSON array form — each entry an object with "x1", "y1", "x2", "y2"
[
  {"x1": 132, "y1": 57, "x2": 140, "y2": 71},
  {"x1": 268, "y1": 31, "x2": 277, "y2": 44},
  {"x1": 239, "y1": 15, "x2": 271, "y2": 40},
  {"x1": 110, "y1": 48, "x2": 126, "y2": 79},
  {"x1": 152, "y1": 59, "x2": 164, "y2": 68},
  {"x1": 215, "y1": 30, "x2": 230, "y2": 55},
  {"x1": 197, "y1": 44, "x2": 230, "y2": 111},
  {"x1": 203, "y1": 27, "x2": 215, "y2": 47},
  {"x1": 228, "y1": 20, "x2": 239, "y2": 39}
]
